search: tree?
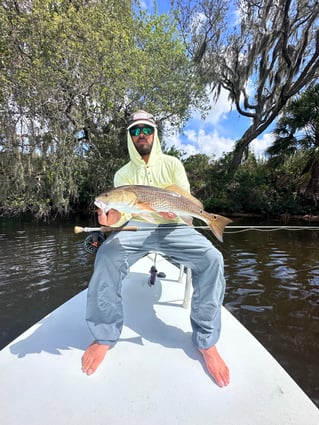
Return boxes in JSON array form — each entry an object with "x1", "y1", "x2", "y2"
[
  {"x1": 174, "y1": 0, "x2": 319, "y2": 170},
  {"x1": 1, "y1": 0, "x2": 135, "y2": 216},
  {"x1": 267, "y1": 84, "x2": 319, "y2": 204},
  {"x1": 0, "y1": 0, "x2": 207, "y2": 217},
  {"x1": 183, "y1": 153, "x2": 212, "y2": 198}
]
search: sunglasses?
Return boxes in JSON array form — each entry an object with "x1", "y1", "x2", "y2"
[{"x1": 129, "y1": 126, "x2": 154, "y2": 136}]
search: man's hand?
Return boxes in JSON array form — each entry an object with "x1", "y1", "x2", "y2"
[{"x1": 97, "y1": 208, "x2": 121, "y2": 226}]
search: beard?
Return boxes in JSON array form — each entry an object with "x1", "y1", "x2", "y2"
[{"x1": 134, "y1": 140, "x2": 153, "y2": 156}]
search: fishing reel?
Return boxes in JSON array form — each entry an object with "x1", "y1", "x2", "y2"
[{"x1": 83, "y1": 231, "x2": 106, "y2": 254}]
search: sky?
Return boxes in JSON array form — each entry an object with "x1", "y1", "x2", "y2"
[
  {"x1": 139, "y1": 0, "x2": 276, "y2": 160},
  {"x1": 164, "y1": 88, "x2": 275, "y2": 160}
]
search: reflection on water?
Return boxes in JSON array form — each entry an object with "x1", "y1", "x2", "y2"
[{"x1": 0, "y1": 217, "x2": 318, "y2": 407}]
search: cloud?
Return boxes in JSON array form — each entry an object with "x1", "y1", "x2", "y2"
[
  {"x1": 251, "y1": 132, "x2": 275, "y2": 159},
  {"x1": 193, "y1": 87, "x2": 233, "y2": 126},
  {"x1": 165, "y1": 127, "x2": 235, "y2": 159},
  {"x1": 164, "y1": 87, "x2": 275, "y2": 160},
  {"x1": 185, "y1": 128, "x2": 235, "y2": 158}
]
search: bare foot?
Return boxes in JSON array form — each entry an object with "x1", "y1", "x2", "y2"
[
  {"x1": 81, "y1": 342, "x2": 110, "y2": 375},
  {"x1": 199, "y1": 345, "x2": 230, "y2": 387}
]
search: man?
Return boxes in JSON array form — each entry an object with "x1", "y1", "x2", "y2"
[{"x1": 81, "y1": 110, "x2": 230, "y2": 387}]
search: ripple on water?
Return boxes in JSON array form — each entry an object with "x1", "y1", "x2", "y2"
[
  {"x1": 240, "y1": 304, "x2": 273, "y2": 313},
  {"x1": 309, "y1": 272, "x2": 319, "y2": 288},
  {"x1": 233, "y1": 288, "x2": 264, "y2": 296}
]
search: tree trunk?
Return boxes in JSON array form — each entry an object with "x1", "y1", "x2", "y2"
[
  {"x1": 229, "y1": 126, "x2": 261, "y2": 171},
  {"x1": 230, "y1": 140, "x2": 248, "y2": 171}
]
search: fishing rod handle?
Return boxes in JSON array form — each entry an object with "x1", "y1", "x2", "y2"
[{"x1": 100, "y1": 225, "x2": 138, "y2": 232}]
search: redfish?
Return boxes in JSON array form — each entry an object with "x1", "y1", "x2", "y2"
[{"x1": 95, "y1": 185, "x2": 232, "y2": 242}]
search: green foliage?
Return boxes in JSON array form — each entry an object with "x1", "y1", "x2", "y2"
[
  {"x1": 0, "y1": 0, "x2": 206, "y2": 218},
  {"x1": 188, "y1": 152, "x2": 316, "y2": 217},
  {"x1": 268, "y1": 84, "x2": 319, "y2": 204},
  {"x1": 183, "y1": 154, "x2": 211, "y2": 195}
]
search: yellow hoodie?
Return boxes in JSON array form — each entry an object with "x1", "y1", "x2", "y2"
[{"x1": 113, "y1": 123, "x2": 190, "y2": 226}]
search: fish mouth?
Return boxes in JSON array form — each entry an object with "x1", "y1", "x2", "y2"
[{"x1": 94, "y1": 199, "x2": 110, "y2": 213}]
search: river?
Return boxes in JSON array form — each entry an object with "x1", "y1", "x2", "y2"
[{"x1": 0, "y1": 216, "x2": 318, "y2": 407}]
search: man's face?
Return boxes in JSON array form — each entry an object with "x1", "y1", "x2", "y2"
[{"x1": 129, "y1": 125, "x2": 155, "y2": 156}]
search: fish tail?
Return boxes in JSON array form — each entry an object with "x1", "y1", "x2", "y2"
[{"x1": 207, "y1": 213, "x2": 233, "y2": 242}]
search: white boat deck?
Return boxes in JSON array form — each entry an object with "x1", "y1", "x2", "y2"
[{"x1": 0, "y1": 254, "x2": 318, "y2": 425}]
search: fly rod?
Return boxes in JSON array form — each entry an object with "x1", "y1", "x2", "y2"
[{"x1": 74, "y1": 225, "x2": 319, "y2": 234}]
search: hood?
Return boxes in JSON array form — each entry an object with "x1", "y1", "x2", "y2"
[{"x1": 127, "y1": 122, "x2": 163, "y2": 167}]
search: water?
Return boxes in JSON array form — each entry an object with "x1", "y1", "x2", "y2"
[
  {"x1": 0, "y1": 217, "x2": 318, "y2": 407},
  {"x1": 0, "y1": 217, "x2": 94, "y2": 347}
]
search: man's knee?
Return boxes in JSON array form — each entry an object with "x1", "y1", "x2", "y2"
[
  {"x1": 203, "y1": 245, "x2": 224, "y2": 267},
  {"x1": 96, "y1": 236, "x2": 123, "y2": 260}
]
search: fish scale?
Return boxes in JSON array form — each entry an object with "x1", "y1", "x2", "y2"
[{"x1": 129, "y1": 186, "x2": 188, "y2": 210}]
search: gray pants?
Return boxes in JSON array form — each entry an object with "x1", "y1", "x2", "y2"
[{"x1": 86, "y1": 222, "x2": 226, "y2": 350}]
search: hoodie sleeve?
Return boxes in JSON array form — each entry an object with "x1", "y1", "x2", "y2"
[
  {"x1": 114, "y1": 164, "x2": 133, "y2": 187},
  {"x1": 169, "y1": 156, "x2": 190, "y2": 193}
]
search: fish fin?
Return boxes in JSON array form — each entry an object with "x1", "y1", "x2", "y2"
[
  {"x1": 180, "y1": 215, "x2": 193, "y2": 226},
  {"x1": 165, "y1": 185, "x2": 204, "y2": 208},
  {"x1": 207, "y1": 213, "x2": 232, "y2": 242},
  {"x1": 131, "y1": 212, "x2": 160, "y2": 224}
]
